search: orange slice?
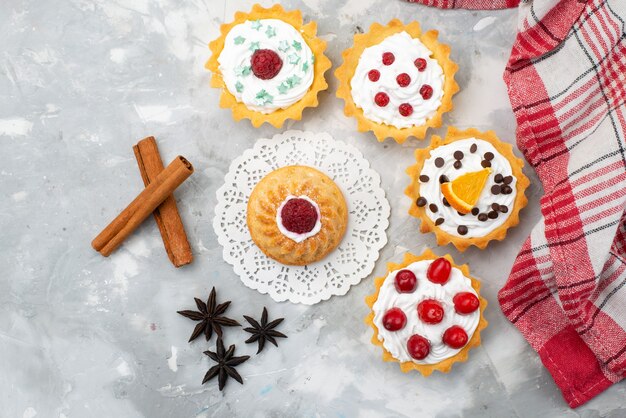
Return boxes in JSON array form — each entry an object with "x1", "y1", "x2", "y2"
[{"x1": 440, "y1": 168, "x2": 491, "y2": 214}]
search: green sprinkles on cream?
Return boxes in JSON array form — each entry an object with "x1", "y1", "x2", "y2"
[
  {"x1": 278, "y1": 40, "x2": 290, "y2": 52},
  {"x1": 265, "y1": 25, "x2": 276, "y2": 38},
  {"x1": 234, "y1": 36, "x2": 245, "y2": 45},
  {"x1": 277, "y1": 82, "x2": 290, "y2": 95},
  {"x1": 235, "y1": 81, "x2": 244, "y2": 93},
  {"x1": 292, "y1": 40, "x2": 302, "y2": 51},
  {"x1": 250, "y1": 20, "x2": 263, "y2": 31},
  {"x1": 255, "y1": 89, "x2": 273, "y2": 105},
  {"x1": 302, "y1": 61, "x2": 309, "y2": 72},
  {"x1": 248, "y1": 41, "x2": 260, "y2": 52},
  {"x1": 288, "y1": 54, "x2": 300, "y2": 65},
  {"x1": 311, "y1": 54, "x2": 315, "y2": 64},
  {"x1": 235, "y1": 65, "x2": 251, "y2": 77},
  {"x1": 286, "y1": 75, "x2": 302, "y2": 88}
]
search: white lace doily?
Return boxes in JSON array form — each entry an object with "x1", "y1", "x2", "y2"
[{"x1": 213, "y1": 130, "x2": 390, "y2": 305}]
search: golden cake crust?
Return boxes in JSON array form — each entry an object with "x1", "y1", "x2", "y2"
[
  {"x1": 365, "y1": 249, "x2": 488, "y2": 376},
  {"x1": 247, "y1": 166, "x2": 348, "y2": 265},
  {"x1": 405, "y1": 126, "x2": 530, "y2": 251}
]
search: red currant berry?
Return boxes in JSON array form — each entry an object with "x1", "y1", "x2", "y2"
[
  {"x1": 427, "y1": 258, "x2": 451, "y2": 284},
  {"x1": 398, "y1": 103, "x2": 413, "y2": 117},
  {"x1": 417, "y1": 299, "x2": 444, "y2": 324},
  {"x1": 453, "y1": 292, "x2": 480, "y2": 314},
  {"x1": 368, "y1": 69, "x2": 380, "y2": 82},
  {"x1": 374, "y1": 92, "x2": 390, "y2": 107},
  {"x1": 394, "y1": 269, "x2": 417, "y2": 293},
  {"x1": 407, "y1": 334, "x2": 430, "y2": 360},
  {"x1": 382, "y1": 307, "x2": 407, "y2": 331},
  {"x1": 382, "y1": 52, "x2": 395, "y2": 65},
  {"x1": 420, "y1": 84, "x2": 433, "y2": 100},
  {"x1": 396, "y1": 73, "x2": 411, "y2": 87},
  {"x1": 443, "y1": 325, "x2": 468, "y2": 349},
  {"x1": 250, "y1": 49, "x2": 283, "y2": 80},
  {"x1": 414, "y1": 58, "x2": 427, "y2": 71}
]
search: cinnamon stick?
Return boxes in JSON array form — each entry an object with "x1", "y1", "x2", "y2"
[
  {"x1": 133, "y1": 136, "x2": 193, "y2": 267},
  {"x1": 92, "y1": 156, "x2": 194, "y2": 257}
]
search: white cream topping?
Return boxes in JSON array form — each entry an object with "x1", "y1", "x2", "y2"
[
  {"x1": 218, "y1": 19, "x2": 314, "y2": 114},
  {"x1": 372, "y1": 260, "x2": 479, "y2": 365},
  {"x1": 420, "y1": 138, "x2": 517, "y2": 238},
  {"x1": 350, "y1": 31, "x2": 444, "y2": 129},
  {"x1": 276, "y1": 195, "x2": 321, "y2": 243}
]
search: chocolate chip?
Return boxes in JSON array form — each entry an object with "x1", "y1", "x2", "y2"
[
  {"x1": 488, "y1": 210, "x2": 499, "y2": 219},
  {"x1": 416, "y1": 197, "x2": 427, "y2": 207},
  {"x1": 457, "y1": 225, "x2": 468, "y2": 235},
  {"x1": 491, "y1": 203, "x2": 500, "y2": 211},
  {"x1": 503, "y1": 176, "x2": 513, "y2": 185},
  {"x1": 439, "y1": 175, "x2": 449, "y2": 184},
  {"x1": 471, "y1": 207, "x2": 479, "y2": 216},
  {"x1": 453, "y1": 160, "x2": 462, "y2": 169},
  {"x1": 434, "y1": 157, "x2": 444, "y2": 168},
  {"x1": 470, "y1": 143, "x2": 477, "y2": 153},
  {"x1": 484, "y1": 152, "x2": 494, "y2": 161},
  {"x1": 435, "y1": 217, "x2": 444, "y2": 226},
  {"x1": 494, "y1": 174, "x2": 504, "y2": 183},
  {"x1": 501, "y1": 185, "x2": 513, "y2": 195},
  {"x1": 419, "y1": 175, "x2": 430, "y2": 182},
  {"x1": 481, "y1": 160, "x2": 492, "y2": 168},
  {"x1": 454, "y1": 151, "x2": 464, "y2": 160},
  {"x1": 443, "y1": 198, "x2": 450, "y2": 207},
  {"x1": 458, "y1": 211, "x2": 466, "y2": 216},
  {"x1": 429, "y1": 203, "x2": 438, "y2": 213},
  {"x1": 499, "y1": 205, "x2": 509, "y2": 213},
  {"x1": 491, "y1": 185, "x2": 501, "y2": 195},
  {"x1": 478, "y1": 213, "x2": 488, "y2": 222}
]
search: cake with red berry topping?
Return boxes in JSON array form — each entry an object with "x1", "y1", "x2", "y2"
[
  {"x1": 335, "y1": 19, "x2": 459, "y2": 143},
  {"x1": 365, "y1": 249, "x2": 487, "y2": 375},
  {"x1": 246, "y1": 166, "x2": 348, "y2": 265},
  {"x1": 406, "y1": 127, "x2": 530, "y2": 251},
  {"x1": 207, "y1": 4, "x2": 331, "y2": 128}
]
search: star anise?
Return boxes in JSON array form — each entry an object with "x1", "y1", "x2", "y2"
[
  {"x1": 243, "y1": 307, "x2": 287, "y2": 354},
  {"x1": 177, "y1": 287, "x2": 240, "y2": 342},
  {"x1": 203, "y1": 338, "x2": 250, "y2": 391}
]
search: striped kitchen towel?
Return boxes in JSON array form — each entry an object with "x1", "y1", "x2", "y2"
[{"x1": 409, "y1": 0, "x2": 626, "y2": 408}]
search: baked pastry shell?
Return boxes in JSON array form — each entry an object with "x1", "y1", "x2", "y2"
[
  {"x1": 405, "y1": 126, "x2": 530, "y2": 251},
  {"x1": 206, "y1": 3, "x2": 331, "y2": 128},
  {"x1": 335, "y1": 19, "x2": 459, "y2": 144},
  {"x1": 364, "y1": 249, "x2": 488, "y2": 376}
]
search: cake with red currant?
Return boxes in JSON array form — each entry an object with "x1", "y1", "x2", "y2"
[
  {"x1": 246, "y1": 166, "x2": 348, "y2": 266},
  {"x1": 365, "y1": 249, "x2": 487, "y2": 375},
  {"x1": 207, "y1": 4, "x2": 331, "y2": 128},
  {"x1": 335, "y1": 19, "x2": 459, "y2": 143},
  {"x1": 406, "y1": 126, "x2": 530, "y2": 251}
]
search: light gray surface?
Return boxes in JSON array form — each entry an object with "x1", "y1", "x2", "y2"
[{"x1": 2, "y1": 0, "x2": 625, "y2": 417}]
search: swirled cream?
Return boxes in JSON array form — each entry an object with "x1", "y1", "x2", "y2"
[
  {"x1": 276, "y1": 195, "x2": 321, "y2": 243},
  {"x1": 350, "y1": 31, "x2": 444, "y2": 129},
  {"x1": 218, "y1": 19, "x2": 314, "y2": 113},
  {"x1": 419, "y1": 138, "x2": 517, "y2": 238},
  {"x1": 372, "y1": 260, "x2": 479, "y2": 364}
]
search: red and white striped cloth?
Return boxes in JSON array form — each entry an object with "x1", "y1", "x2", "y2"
[{"x1": 409, "y1": 0, "x2": 626, "y2": 408}]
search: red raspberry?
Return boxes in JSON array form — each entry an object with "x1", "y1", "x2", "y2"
[
  {"x1": 394, "y1": 269, "x2": 417, "y2": 293},
  {"x1": 427, "y1": 258, "x2": 451, "y2": 284},
  {"x1": 280, "y1": 198, "x2": 318, "y2": 234},
  {"x1": 417, "y1": 299, "x2": 444, "y2": 324},
  {"x1": 420, "y1": 84, "x2": 434, "y2": 100},
  {"x1": 382, "y1": 52, "x2": 395, "y2": 65},
  {"x1": 398, "y1": 103, "x2": 413, "y2": 117},
  {"x1": 453, "y1": 292, "x2": 480, "y2": 314},
  {"x1": 250, "y1": 49, "x2": 283, "y2": 80},
  {"x1": 396, "y1": 73, "x2": 411, "y2": 87},
  {"x1": 443, "y1": 326, "x2": 468, "y2": 349},
  {"x1": 414, "y1": 58, "x2": 427, "y2": 71},
  {"x1": 407, "y1": 334, "x2": 430, "y2": 360},
  {"x1": 382, "y1": 308, "x2": 407, "y2": 331},
  {"x1": 368, "y1": 69, "x2": 380, "y2": 82},
  {"x1": 374, "y1": 92, "x2": 390, "y2": 107}
]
